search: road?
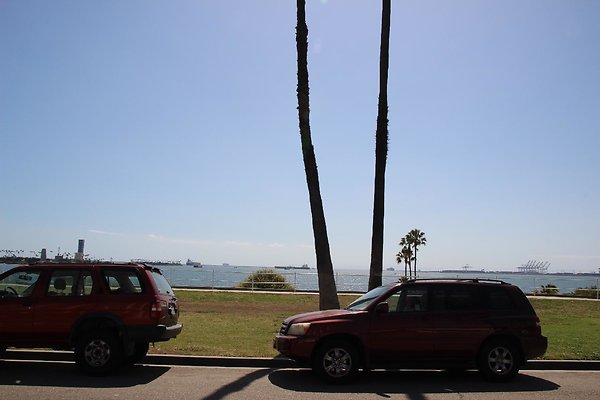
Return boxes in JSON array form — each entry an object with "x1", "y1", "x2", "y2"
[{"x1": 1, "y1": 359, "x2": 599, "y2": 400}]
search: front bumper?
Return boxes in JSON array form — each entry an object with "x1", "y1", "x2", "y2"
[{"x1": 273, "y1": 334, "x2": 316, "y2": 363}]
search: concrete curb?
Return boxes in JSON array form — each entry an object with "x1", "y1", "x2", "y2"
[{"x1": 4, "y1": 349, "x2": 600, "y2": 370}]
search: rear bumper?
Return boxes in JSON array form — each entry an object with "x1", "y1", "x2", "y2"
[
  {"x1": 522, "y1": 335, "x2": 548, "y2": 360},
  {"x1": 126, "y1": 323, "x2": 183, "y2": 343}
]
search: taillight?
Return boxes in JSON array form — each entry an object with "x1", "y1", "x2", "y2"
[
  {"x1": 150, "y1": 301, "x2": 162, "y2": 320},
  {"x1": 534, "y1": 318, "x2": 542, "y2": 335}
]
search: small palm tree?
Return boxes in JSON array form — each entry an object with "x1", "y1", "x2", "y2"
[
  {"x1": 395, "y1": 245, "x2": 413, "y2": 279},
  {"x1": 405, "y1": 229, "x2": 426, "y2": 278}
]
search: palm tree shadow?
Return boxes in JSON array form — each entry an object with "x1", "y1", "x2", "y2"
[
  {"x1": 200, "y1": 368, "x2": 272, "y2": 400},
  {"x1": 268, "y1": 369, "x2": 560, "y2": 395}
]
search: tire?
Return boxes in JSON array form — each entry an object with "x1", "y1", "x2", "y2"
[
  {"x1": 75, "y1": 330, "x2": 123, "y2": 375},
  {"x1": 124, "y1": 341, "x2": 150, "y2": 365},
  {"x1": 478, "y1": 339, "x2": 520, "y2": 382},
  {"x1": 313, "y1": 340, "x2": 360, "y2": 384}
]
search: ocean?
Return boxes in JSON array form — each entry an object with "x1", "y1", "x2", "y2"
[
  {"x1": 157, "y1": 264, "x2": 600, "y2": 295},
  {"x1": 2, "y1": 263, "x2": 599, "y2": 295}
]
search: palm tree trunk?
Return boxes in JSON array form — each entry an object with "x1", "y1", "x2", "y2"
[
  {"x1": 296, "y1": 0, "x2": 339, "y2": 310},
  {"x1": 413, "y1": 247, "x2": 418, "y2": 278},
  {"x1": 368, "y1": 0, "x2": 392, "y2": 291}
]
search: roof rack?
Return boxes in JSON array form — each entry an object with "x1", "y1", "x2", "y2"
[{"x1": 403, "y1": 278, "x2": 509, "y2": 285}]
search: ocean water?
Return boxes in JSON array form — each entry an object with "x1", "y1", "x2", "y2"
[
  {"x1": 2, "y1": 263, "x2": 599, "y2": 295},
  {"x1": 159, "y1": 264, "x2": 600, "y2": 294}
]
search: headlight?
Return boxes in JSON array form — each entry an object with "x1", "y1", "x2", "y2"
[{"x1": 287, "y1": 322, "x2": 311, "y2": 336}]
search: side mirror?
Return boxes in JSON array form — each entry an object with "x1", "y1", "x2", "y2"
[{"x1": 375, "y1": 302, "x2": 389, "y2": 314}]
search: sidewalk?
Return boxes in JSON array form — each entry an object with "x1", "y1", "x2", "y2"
[{"x1": 4, "y1": 349, "x2": 600, "y2": 370}]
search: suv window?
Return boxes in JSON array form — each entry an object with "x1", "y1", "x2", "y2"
[
  {"x1": 397, "y1": 288, "x2": 428, "y2": 312},
  {"x1": 482, "y1": 287, "x2": 516, "y2": 310},
  {"x1": 431, "y1": 285, "x2": 481, "y2": 311},
  {"x1": 0, "y1": 269, "x2": 41, "y2": 297},
  {"x1": 47, "y1": 269, "x2": 93, "y2": 297},
  {"x1": 149, "y1": 270, "x2": 174, "y2": 295},
  {"x1": 103, "y1": 269, "x2": 143, "y2": 294}
]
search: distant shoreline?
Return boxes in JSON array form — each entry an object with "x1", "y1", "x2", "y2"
[{"x1": 1, "y1": 257, "x2": 598, "y2": 277}]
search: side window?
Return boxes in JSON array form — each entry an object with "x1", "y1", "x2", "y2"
[
  {"x1": 386, "y1": 292, "x2": 402, "y2": 312},
  {"x1": 397, "y1": 288, "x2": 428, "y2": 312},
  {"x1": 0, "y1": 269, "x2": 41, "y2": 298},
  {"x1": 47, "y1": 270, "x2": 94, "y2": 297},
  {"x1": 76, "y1": 270, "x2": 94, "y2": 296},
  {"x1": 103, "y1": 269, "x2": 143, "y2": 295},
  {"x1": 445, "y1": 287, "x2": 480, "y2": 311},
  {"x1": 485, "y1": 288, "x2": 515, "y2": 310},
  {"x1": 431, "y1": 286, "x2": 481, "y2": 311}
]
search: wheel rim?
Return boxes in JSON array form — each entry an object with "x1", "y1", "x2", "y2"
[
  {"x1": 487, "y1": 346, "x2": 513, "y2": 375},
  {"x1": 322, "y1": 347, "x2": 352, "y2": 378},
  {"x1": 84, "y1": 339, "x2": 111, "y2": 367}
]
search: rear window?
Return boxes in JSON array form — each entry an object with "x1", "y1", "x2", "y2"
[
  {"x1": 103, "y1": 269, "x2": 143, "y2": 294},
  {"x1": 149, "y1": 270, "x2": 174, "y2": 295}
]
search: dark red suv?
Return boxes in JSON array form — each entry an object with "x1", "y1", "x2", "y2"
[
  {"x1": 0, "y1": 262, "x2": 182, "y2": 374},
  {"x1": 274, "y1": 279, "x2": 547, "y2": 383}
]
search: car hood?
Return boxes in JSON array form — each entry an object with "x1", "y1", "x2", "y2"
[{"x1": 285, "y1": 309, "x2": 359, "y2": 324}]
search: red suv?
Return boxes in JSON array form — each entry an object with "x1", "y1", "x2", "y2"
[
  {"x1": 0, "y1": 262, "x2": 182, "y2": 374},
  {"x1": 274, "y1": 279, "x2": 547, "y2": 383}
]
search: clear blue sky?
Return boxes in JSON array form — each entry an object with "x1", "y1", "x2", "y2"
[{"x1": 1, "y1": 0, "x2": 599, "y2": 272}]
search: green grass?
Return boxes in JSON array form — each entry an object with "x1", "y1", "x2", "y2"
[
  {"x1": 152, "y1": 290, "x2": 600, "y2": 360},
  {"x1": 530, "y1": 298, "x2": 600, "y2": 360}
]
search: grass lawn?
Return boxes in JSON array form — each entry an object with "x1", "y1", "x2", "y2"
[
  {"x1": 151, "y1": 290, "x2": 600, "y2": 360},
  {"x1": 530, "y1": 298, "x2": 600, "y2": 360}
]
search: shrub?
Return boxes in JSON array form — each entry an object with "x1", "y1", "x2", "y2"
[
  {"x1": 237, "y1": 268, "x2": 295, "y2": 290},
  {"x1": 574, "y1": 286, "x2": 599, "y2": 299},
  {"x1": 535, "y1": 284, "x2": 559, "y2": 295}
]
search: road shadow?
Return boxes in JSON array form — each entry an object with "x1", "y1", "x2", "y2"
[
  {"x1": 0, "y1": 360, "x2": 169, "y2": 388},
  {"x1": 268, "y1": 369, "x2": 560, "y2": 396},
  {"x1": 200, "y1": 368, "x2": 272, "y2": 400}
]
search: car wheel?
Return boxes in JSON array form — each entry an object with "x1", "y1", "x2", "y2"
[
  {"x1": 124, "y1": 341, "x2": 150, "y2": 365},
  {"x1": 313, "y1": 340, "x2": 360, "y2": 384},
  {"x1": 478, "y1": 339, "x2": 520, "y2": 382},
  {"x1": 75, "y1": 330, "x2": 123, "y2": 375}
]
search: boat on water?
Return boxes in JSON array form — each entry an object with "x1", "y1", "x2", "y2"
[
  {"x1": 274, "y1": 264, "x2": 310, "y2": 270},
  {"x1": 186, "y1": 259, "x2": 203, "y2": 268}
]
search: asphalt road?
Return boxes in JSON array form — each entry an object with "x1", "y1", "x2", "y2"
[{"x1": 1, "y1": 359, "x2": 599, "y2": 400}]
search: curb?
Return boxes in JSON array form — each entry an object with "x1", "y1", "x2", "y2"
[{"x1": 4, "y1": 350, "x2": 600, "y2": 370}]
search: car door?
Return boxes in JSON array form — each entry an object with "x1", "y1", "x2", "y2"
[
  {"x1": 367, "y1": 286, "x2": 437, "y2": 365},
  {"x1": 33, "y1": 269, "x2": 96, "y2": 343},
  {"x1": 428, "y1": 284, "x2": 491, "y2": 361},
  {"x1": 0, "y1": 269, "x2": 42, "y2": 343}
]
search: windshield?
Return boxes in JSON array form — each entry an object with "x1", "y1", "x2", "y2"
[{"x1": 346, "y1": 286, "x2": 391, "y2": 311}]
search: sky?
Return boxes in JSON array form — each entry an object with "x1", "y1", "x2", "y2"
[{"x1": 1, "y1": 0, "x2": 599, "y2": 273}]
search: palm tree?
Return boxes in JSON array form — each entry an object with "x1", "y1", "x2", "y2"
[
  {"x1": 406, "y1": 229, "x2": 427, "y2": 277},
  {"x1": 368, "y1": 0, "x2": 392, "y2": 291},
  {"x1": 395, "y1": 244, "x2": 413, "y2": 279},
  {"x1": 296, "y1": 0, "x2": 339, "y2": 310},
  {"x1": 398, "y1": 237, "x2": 411, "y2": 278}
]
